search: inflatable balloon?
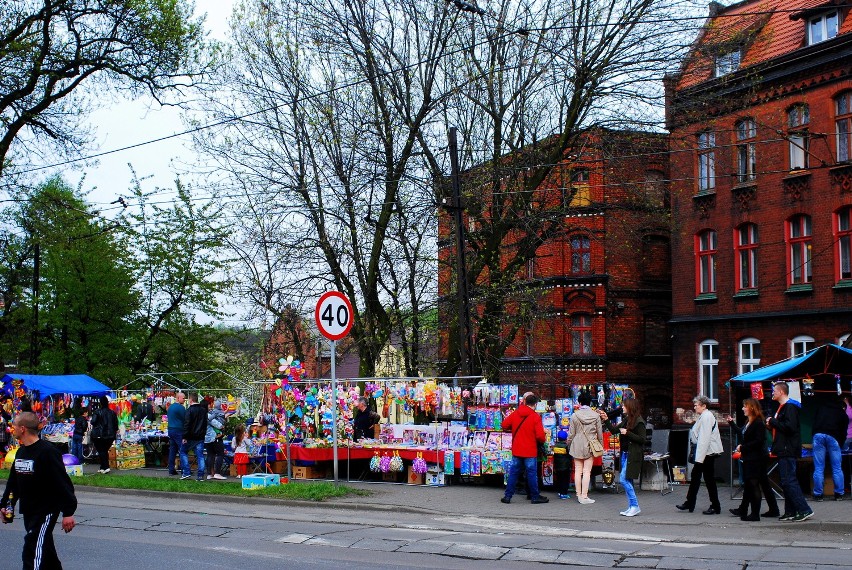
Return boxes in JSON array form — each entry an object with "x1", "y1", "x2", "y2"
[{"x1": 62, "y1": 454, "x2": 80, "y2": 467}]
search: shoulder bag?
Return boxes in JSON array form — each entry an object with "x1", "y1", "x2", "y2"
[{"x1": 588, "y1": 423, "x2": 604, "y2": 457}]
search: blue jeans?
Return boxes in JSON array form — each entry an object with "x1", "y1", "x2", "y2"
[
  {"x1": 620, "y1": 452, "x2": 639, "y2": 508},
  {"x1": 778, "y1": 456, "x2": 811, "y2": 515},
  {"x1": 181, "y1": 439, "x2": 206, "y2": 479},
  {"x1": 70, "y1": 434, "x2": 84, "y2": 462},
  {"x1": 812, "y1": 433, "x2": 844, "y2": 496},
  {"x1": 168, "y1": 430, "x2": 183, "y2": 474},
  {"x1": 504, "y1": 456, "x2": 539, "y2": 500}
]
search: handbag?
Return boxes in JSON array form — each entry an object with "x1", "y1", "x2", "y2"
[{"x1": 589, "y1": 437, "x2": 604, "y2": 458}]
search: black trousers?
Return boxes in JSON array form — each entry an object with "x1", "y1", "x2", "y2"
[
  {"x1": 23, "y1": 512, "x2": 62, "y2": 570},
  {"x1": 93, "y1": 437, "x2": 114, "y2": 470},
  {"x1": 738, "y1": 473, "x2": 779, "y2": 515},
  {"x1": 685, "y1": 456, "x2": 720, "y2": 508},
  {"x1": 554, "y1": 468, "x2": 571, "y2": 495}
]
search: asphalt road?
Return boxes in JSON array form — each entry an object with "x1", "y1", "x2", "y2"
[{"x1": 1, "y1": 489, "x2": 851, "y2": 569}]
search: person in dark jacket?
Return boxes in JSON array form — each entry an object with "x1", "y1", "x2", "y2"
[
  {"x1": 166, "y1": 392, "x2": 186, "y2": 475},
  {"x1": 1, "y1": 412, "x2": 77, "y2": 569},
  {"x1": 501, "y1": 393, "x2": 548, "y2": 504},
  {"x1": 133, "y1": 398, "x2": 155, "y2": 423},
  {"x1": 90, "y1": 396, "x2": 118, "y2": 474},
  {"x1": 181, "y1": 393, "x2": 208, "y2": 480},
  {"x1": 811, "y1": 397, "x2": 848, "y2": 501},
  {"x1": 602, "y1": 397, "x2": 645, "y2": 517},
  {"x1": 70, "y1": 399, "x2": 89, "y2": 463},
  {"x1": 552, "y1": 430, "x2": 571, "y2": 499},
  {"x1": 767, "y1": 381, "x2": 813, "y2": 521},
  {"x1": 728, "y1": 398, "x2": 778, "y2": 521}
]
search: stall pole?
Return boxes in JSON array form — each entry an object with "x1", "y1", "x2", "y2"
[{"x1": 331, "y1": 339, "x2": 339, "y2": 484}]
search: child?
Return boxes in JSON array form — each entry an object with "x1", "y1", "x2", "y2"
[
  {"x1": 553, "y1": 430, "x2": 572, "y2": 499},
  {"x1": 232, "y1": 424, "x2": 249, "y2": 478}
]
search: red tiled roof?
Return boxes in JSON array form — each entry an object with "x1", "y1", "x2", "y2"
[{"x1": 676, "y1": 0, "x2": 852, "y2": 90}]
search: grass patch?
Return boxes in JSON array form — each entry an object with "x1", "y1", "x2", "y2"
[{"x1": 0, "y1": 469, "x2": 369, "y2": 501}]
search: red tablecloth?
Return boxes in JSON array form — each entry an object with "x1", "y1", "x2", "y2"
[{"x1": 287, "y1": 445, "x2": 460, "y2": 467}]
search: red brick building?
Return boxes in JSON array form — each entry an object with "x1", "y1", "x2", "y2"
[
  {"x1": 666, "y1": 0, "x2": 852, "y2": 417},
  {"x1": 438, "y1": 130, "x2": 673, "y2": 424}
]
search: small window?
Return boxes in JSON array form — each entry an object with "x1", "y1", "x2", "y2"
[
  {"x1": 695, "y1": 229, "x2": 717, "y2": 295},
  {"x1": 836, "y1": 92, "x2": 852, "y2": 162},
  {"x1": 788, "y1": 104, "x2": 810, "y2": 170},
  {"x1": 570, "y1": 314, "x2": 593, "y2": 355},
  {"x1": 735, "y1": 118, "x2": 757, "y2": 182},
  {"x1": 715, "y1": 50, "x2": 741, "y2": 77},
  {"x1": 735, "y1": 223, "x2": 759, "y2": 290},
  {"x1": 699, "y1": 340, "x2": 719, "y2": 401},
  {"x1": 738, "y1": 337, "x2": 761, "y2": 374},
  {"x1": 791, "y1": 335, "x2": 815, "y2": 357},
  {"x1": 808, "y1": 11, "x2": 839, "y2": 45},
  {"x1": 570, "y1": 235, "x2": 591, "y2": 274},
  {"x1": 835, "y1": 207, "x2": 852, "y2": 281},
  {"x1": 697, "y1": 131, "x2": 716, "y2": 192},
  {"x1": 786, "y1": 215, "x2": 813, "y2": 285}
]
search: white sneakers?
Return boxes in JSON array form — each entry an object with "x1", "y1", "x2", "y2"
[
  {"x1": 620, "y1": 506, "x2": 641, "y2": 517},
  {"x1": 97, "y1": 468, "x2": 111, "y2": 474},
  {"x1": 206, "y1": 475, "x2": 214, "y2": 480},
  {"x1": 578, "y1": 497, "x2": 595, "y2": 504},
  {"x1": 213, "y1": 474, "x2": 227, "y2": 480}
]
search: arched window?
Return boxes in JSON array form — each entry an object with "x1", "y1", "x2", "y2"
[
  {"x1": 836, "y1": 91, "x2": 852, "y2": 162},
  {"x1": 734, "y1": 223, "x2": 758, "y2": 291},
  {"x1": 570, "y1": 235, "x2": 591, "y2": 274},
  {"x1": 738, "y1": 337, "x2": 761, "y2": 374},
  {"x1": 791, "y1": 335, "x2": 815, "y2": 357},
  {"x1": 699, "y1": 340, "x2": 719, "y2": 401},
  {"x1": 788, "y1": 104, "x2": 810, "y2": 170},
  {"x1": 834, "y1": 206, "x2": 852, "y2": 282},
  {"x1": 695, "y1": 229, "x2": 717, "y2": 295},
  {"x1": 570, "y1": 314, "x2": 593, "y2": 355},
  {"x1": 786, "y1": 215, "x2": 812, "y2": 285},
  {"x1": 735, "y1": 118, "x2": 757, "y2": 182}
]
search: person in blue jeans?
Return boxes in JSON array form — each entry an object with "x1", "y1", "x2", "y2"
[
  {"x1": 811, "y1": 397, "x2": 847, "y2": 501},
  {"x1": 166, "y1": 392, "x2": 186, "y2": 475},
  {"x1": 501, "y1": 393, "x2": 548, "y2": 504},
  {"x1": 767, "y1": 382, "x2": 813, "y2": 522},
  {"x1": 602, "y1": 397, "x2": 645, "y2": 516},
  {"x1": 181, "y1": 394, "x2": 208, "y2": 480}
]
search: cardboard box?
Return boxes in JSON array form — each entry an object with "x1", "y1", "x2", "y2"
[
  {"x1": 382, "y1": 471, "x2": 403, "y2": 482},
  {"x1": 242, "y1": 474, "x2": 281, "y2": 489},
  {"x1": 65, "y1": 465, "x2": 83, "y2": 477},
  {"x1": 229, "y1": 464, "x2": 238, "y2": 477},
  {"x1": 406, "y1": 466, "x2": 424, "y2": 485},
  {"x1": 426, "y1": 469, "x2": 445, "y2": 486},
  {"x1": 292, "y1": 466, "x2": 325, "y2": 479},
  {"x1": 270, "y1": 460, "x2": 288, "y2": 475}
]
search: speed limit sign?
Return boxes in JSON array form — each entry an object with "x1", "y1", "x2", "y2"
[{"x1": 315, "y1": 291, "x2": 354, "y2": 341}]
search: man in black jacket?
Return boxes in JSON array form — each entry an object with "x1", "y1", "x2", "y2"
[
  {"x1": 180, "y1": 394, "x2": 208, "y2": 481},
  {"x1": 767, "y1": 382, "x2": 813, "y2": 522},
  {"x1": 1, "y1": 412, "x2": 77, "y2": 569},
  {"x1": 811, "y1": 398, "x2": 848, "y2": 501}
]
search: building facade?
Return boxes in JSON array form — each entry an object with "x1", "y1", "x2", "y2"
[{"x1": 666, "y1": 0, "x2": 852, "y2": 417}]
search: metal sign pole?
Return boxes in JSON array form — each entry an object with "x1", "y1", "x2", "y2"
[{"x1": 331, "y1": 339, "x2": 338, "y2": 483}]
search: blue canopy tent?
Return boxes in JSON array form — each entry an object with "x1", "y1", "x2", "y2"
[
  {"x1": 731, "y1": 344, "x2": 852, "y2": 385},
  {"x1": 0, "y1": 373, "x2": 112, "y2": 397}
]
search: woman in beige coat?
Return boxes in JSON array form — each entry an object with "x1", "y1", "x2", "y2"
[{"x1": 567, "y1": 391, "x2": 603, "y2": 504}]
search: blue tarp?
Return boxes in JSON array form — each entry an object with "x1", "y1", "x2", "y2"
[
  {"x1": 0, "y1": 373, "x2": 112, "y2": 397},
  {"x1": 731, "y1": 343, "x2": 852, "y2": 384}
]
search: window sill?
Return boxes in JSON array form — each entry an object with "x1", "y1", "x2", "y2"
[
  {"x1": 784, "y1": 169, "x2": 811, "y2": 180},
  {"x1": 832, "y1": 280, "x2": 852, "y2": 290},
  {"x1": 694, "y1": 293, "x2": 718, "y2": 303},
  {"x1": 693, "y1": 190, "x2": 716, "y2": 199},
  {"x1": 732, "y1": 180, "x2": 757, "y2": 190},
  {"x1": 785, "y1": 284, "x2": 813, "y2": 295},
  {"x1": 733, "y1": 289, "x2": 759, "y2": 299}
]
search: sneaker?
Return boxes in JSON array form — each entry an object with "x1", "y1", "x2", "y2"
[
  {"x1": 206, "y1": 475, "x2": 213, "y2": 480},
  {"x1": 835, "y1": 493, "x2": 845, "y2": 501},
  {"x1": 102, "y1": 468, "x2": 110, "y2": 474},
  {"x1": 578, "y1": 497, "x2": 595, "y2": 505},
  {"x1": 813, "y1": 494, "x2": 823, "y2": 502},
  {"x1": 500, "y1": 497, "x2": 511, "y2": 504},
  {"x1": 558, "y1": 494, "x2": 569, "y2": 500},
  {"x1": 531, "y1": 496, "x2": 549, "y2": 504},
  {"x1": 619, "y1": 509, "x2": 630, "y2": 516},
  {"x1": 792, "y1": 511, "x2": 814, "y2": 522},
  {"x1": 213, "y1": 474, "x2": 227, "y2": 480},
  {"x1": 624, "y1": 506, "x2": 641, "y2": 517},
  {"x1": 96, "y1": 469, "x2": 105, "y2": 474},
  {"x1": 778, "y1": 513, "x2": 795, "y2": 522},
  {"x1": 180, "y1": 475, "x2": 191, "y2": 480}
]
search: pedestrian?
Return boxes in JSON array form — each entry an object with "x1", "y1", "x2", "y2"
[
  {"x1": 133, "y1": 397, "x2": 155, "y2": 423},
  {"x1": 727, "y1": 398, "x2": 777, "y2": 521},
  {"x1": 166, "y1": 392, "x2": 187, "y2": 476},
  {"x1": 602, "y1": 397, "x2": 645, "y2": 516},
  {"x1": 89, "y1": 396, "x2": 118, "y2": 474},
  {"x1": 811, "y1": 397, "x2": 846, "y2": 501},
  {"x1": 553, "y1": 430, "x2": 571, "y2": 499},
  {"x1": 181, "y1": 393, "x2": 207, "y2": 481},
  {"x1": 767, "y1": 381, "x2": 813, "y2": 522},
  {"x1": 205, "y1": 399, "x2": 227, "y2": 480},
  {"x1": 566, "y1": 391, "x2": 603, "y2": 505},
  {"x1": 1, "y1": 411, "x2": 77, "y2": 569},
  {"x1": 677, "y1": 395, "x2": 723, "y2": 514},
  {"x1": 501, "y1": 393, "x2": 549, "y2": 504},
  {"x1": 232, "y1": 424, "x2": 250, "y2": 478},
  {"x1": 69, "y1": 399, "x2": 88, "y2": 463}
]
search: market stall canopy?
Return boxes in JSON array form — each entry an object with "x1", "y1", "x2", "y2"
[
  {"x1": 731, "y1": 344, "x2": 852, "y2": 384},
  {"x1": 0, "y1": 373, "x2": 112, "y2": 397}
]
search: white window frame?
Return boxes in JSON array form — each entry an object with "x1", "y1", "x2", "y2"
[
  {"x1": 808, "y1": 11, "x2": 839, "y2": 45},
  {"x1": 736, "y1": 118, "x2": 757, "y2": 182},
  {"x1": 788, "y1": 105, "x2": 810, "y2": 170},
  {"x1": 715, "y1": 50, "x2": 741, "y2": 77},
  {"x1": 791, "y1": 335, "x2": 815, "y2": 358},
  {"x1": 836, "y1": 207, "x2": 852, "y2": 281},
  {"x1": 699, "y1": 340, "x2": 719, "y2": 402},
  {"x1": 837, "y1": 92, "x2": 852, "y2": 162},
  {"x1": 697, "y1": 131, "x2": 716, "y2": 192},
  {"x1": 738, "y1": 337, "x2": 761, "y2": 375}
]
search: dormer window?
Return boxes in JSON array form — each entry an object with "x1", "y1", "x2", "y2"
[
  {"x1": 715, "y1": 50, "x2": 741, "y2": 77},
  {"x1": 808, "y1": 11, "x2": 839, "y2": 44}
]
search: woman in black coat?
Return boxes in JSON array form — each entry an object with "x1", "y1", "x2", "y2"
[{"x1": 728, "y1": 398, "x2": 778, "y2": 521}]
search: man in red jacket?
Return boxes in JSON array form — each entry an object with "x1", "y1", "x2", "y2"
[{"x1": 501, "y1": 393, "x2": 549, "y2": 504}]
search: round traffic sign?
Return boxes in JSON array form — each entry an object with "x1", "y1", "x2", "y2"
[{"x1": 315, "y1": 291, "x2": 354, "y2": 340}]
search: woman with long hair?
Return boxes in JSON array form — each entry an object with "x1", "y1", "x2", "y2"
[
  {"x1": 603, "y1": 397, "x2": 646, "y2": 516},
  {"x1": 566, "y1": 391, "x2": 603, "y2": 504},
  {"x1": 727, "y1": 398, "x2": 777, "y2": 521}
]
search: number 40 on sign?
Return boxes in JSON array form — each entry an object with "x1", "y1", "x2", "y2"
[{"x1": 315, "y1": 291, "x2": 353, "y2": 341}]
